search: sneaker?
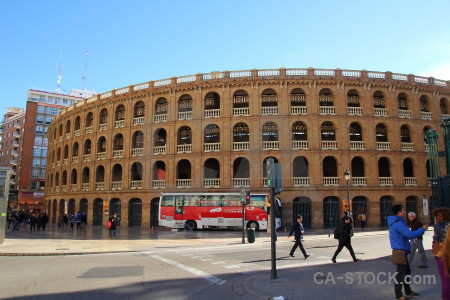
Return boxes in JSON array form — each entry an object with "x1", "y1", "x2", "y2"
[
  {"x1": 405, "y1": 291, "x2": 420, "y2": 297},
  {"x1": 417, "y1": 265, "x2": 427, "y2": 268},
  {"x1": 354, "y1": 259, "x2": 362, "y2": 264},
  {"x1": 304, "y1": 255, "x2": 310, "y2": 260},
  {"x1": 331, "y1": 258, "x2": 337, "y2": 264},
  {"x1": 396, "y1": 296, "x2": 410, "y2": 300},
  {"x1": 289, "y1": 254, "x2": 295, "y2": 257}
]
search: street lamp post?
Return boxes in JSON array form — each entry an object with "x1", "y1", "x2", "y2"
[{"x1": 344, "y1": 170, "x2": 351, "y2": 217}]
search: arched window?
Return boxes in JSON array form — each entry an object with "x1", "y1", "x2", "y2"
[
  {"x1": 97, "y1": 136, "x2": 106, "y2": 154},
  {"x1": 115, "y1": 105, "x2": 125, "y2": 121},
  {"x1": 65, "y1": 120, "x2": 71, "y2": 134},
  {"x1": 233, "y1": 123, "x2": 249, "y2": 142},
  {"x1": 74, "y1": 116, "x2": 81, "y2": 131},
  {"x1": 292, "y1": 122, "x2": 307, "y2": 141},
  {"x1": 233, "y1": 157, "x2": 250, "y2": 182},
  {"x1": 441, "y1": 97, "x2": 449, "y2": 115},
  {"x1": 378, "y1": 157, "x2": 391, "y2": 177},
  {"x1": 134, "y1": 101, "x2": 145, "y2": 118},
  {"x1": 347, "y1": 89, "x2": 360, "y2": 107},
  {"x1": 420, "y1": 95, "x2": 429, "y2": 112},
  {"x1": 376, "y1": 124, "x2": 388, "y2": 142},
  {"x1": 113, "y1": 134, "x2": 124, "y2": 150},
  {"x1": 84, "y1": 139, "x2": 92, "y2": 155},
  {"x1": 321, "y1": 122, "x2": 335, "y2": 141},
  {"x1": 262, "y1": 122, "x2": 278, "y2": 141},
  {"x1": 323, "y1": 156, "x2": 338, "y2": 177},
  {"x1": 205, "y1": 92, "x2": 220, "y2": 110},
  {"x1": 349, "y1": 123, "x2": 363, "y2": 141},
  {"x1": 178, "y1": 94, "x2": 192, "y2": 120},
  {"x1": 154, "y1": 128, "x2": 167, "y2": 146},
  {"x1": 85, "y1": 112, "x2": 93, "y2": 129},
  {"x1": 293, "y1": 156, "x2": 309, "y2": 187},
  {"x1": 71, "y1": 169, "x2": 77, "y2": 185},
  {"x1": 400, "y1": 125, "x2": 411, "y2": 143},
  {"x1": 403, "y1": 158, "x2": 414, "y2": 177},
  {"x1": 204, "y1": 158, "x2": 220, "y2": 187},
  {"x1": 82, "y1": 167, "x2": 90, "y2": 184},
  {"x1": 204, "y1": 124, "x2": 220, "y2": 144},
  {"x1": 398, "y1": 93, "x2": 408, "y2": 110},
  {"x1": 177, "y1": 126, "x2": 192, "y2": 145},
  {"x1": 63, "y1": 145, "x2": 69, "y2": 159},
  {"x1": 373, "y1": 91, "x2": 385, "y2": 108},
  {"x1": 319, "y1": 88, "x2": 333, "y2": 106},
  {"x1": 233, "y1": 90, "x2": 249, "y2": 114},
  {"x1": 99, "y1": 108, "x2": 108, "y2": 125},
  {"x1": 72, "y1": 142, "x2": 79, "y2": 158}
]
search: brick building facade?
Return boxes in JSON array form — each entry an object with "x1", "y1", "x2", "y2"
[{"x1": 44, "y1": 68, "x2": 450, "y2": 229}]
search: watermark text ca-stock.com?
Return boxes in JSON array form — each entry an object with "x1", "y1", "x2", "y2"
[{"x1": 314, "y1": 272, "x2": 436, "y2": 285}]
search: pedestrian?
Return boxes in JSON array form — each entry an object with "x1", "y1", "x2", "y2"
[
  {"x1": 29, "y1": 213, "x2": 37, "y2": 232},
  {"x1": 69, "y1": 215, "x2": 75, "y2": 230},
  {"x1": 407, "y1": 212, "x2": 427, "y2": 268},
  {"x1": 62, "y1": 214, "x2": 69, "y2": 229},
  {"x1": 288, "y1": 215, "x2": 310, "y2": 259},
  {"x1": 75, "y1": 211, "x2": 82, "y2": 230},
  {"x1": 432, "y1": 207, "x2": 450, "y2": 256},
  {"x1": 108, "y1": 213, "x2": 118, "y2": 238},
  {"x1": 358, "y1": 212, "x2": 367, "y2": 231},
  {"x1": 36, "y1": 213, "x2": 42, "y2": 231},
  {"x1": 436, "y1": 223, "x2": 450, "y2": 300},
  {"x1": 12, "y1": 211, "x2": 21, "y2": 231},
  {"x1": 81, "y1": 212, "x2": 87, "y2": 230},
  {"x1": 41, "y1": 213, "x2": 48, "y2": 231},
  {"x1": 388, "y1": 204, "x2": 427, "y2": 300},
  {"x1": 331, "y1": 216, "x2": 361, "y2": 264}
]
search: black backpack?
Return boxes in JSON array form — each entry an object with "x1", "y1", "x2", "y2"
[{"x1": 334, "y1": 226, "x2": 340, "y2": 239}]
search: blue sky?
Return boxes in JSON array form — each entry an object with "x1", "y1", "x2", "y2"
[{"x1": 1, "y1": 0, "x2": 450, "y2": 114}]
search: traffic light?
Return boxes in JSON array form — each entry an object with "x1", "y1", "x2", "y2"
[
  {"x1": 245, "y1": 191, "x2": 251, "y2": 205},
  {"x1": 274, "y1": 163, "x2": 283, "y2": 194},
  {"x1": 266, "y1": 158, "x2": 275, "y2": 187}
]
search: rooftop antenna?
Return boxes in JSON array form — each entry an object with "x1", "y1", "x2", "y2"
[
  {"x1": 56, "y1": 49, "x2": 63, "y2": 94},
  {"x1": 82, "y1": 50, "x2": 88, "y2": 91}
]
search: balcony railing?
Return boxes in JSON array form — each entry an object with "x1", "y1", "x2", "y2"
[
  {"x1": 352, "y1": 177, "x2": 367, "y2": 186},
  {"x1": 323, "y1": 177, "x2": 339, "y2": 186},
  {"x1": 320, "y1": 106, "x2": 335, "y2": 115},
  {"x1": 85, "y1": 126, "x2": 93, "y2": 134},
  {"x1": 63, "y1": 158, "x2": 68, "y2": 165},
  {"x1": 178, "y1": 111, "x2": 192, "y2": 120},
  {"x1": 133, "y1": 117, "x2": 144, "y2": 125},
  {"x1": 233, "y1": 141, "x2": 250, "y2": 151},
  {"x1": 65, "y1": 133, "x2": 70, "y2": 139},
  {"x1": 401, "y1": 143, "x2": 414, "y2": 151},
  {"x1": 113, "y1": 150, "x2": 124, "y2": 158},
  {"x1": 398, "y1": 110, "x2": 411, "y2": 118},
  {"x1": 82, "y1": 183, "x2": 89, "y2": 191},
  {"x1": 111, "y1": 181, "x2": 122, "y2": 190},
  {"x1": 56, "y1": 161, "x2": 61, "y2": 167},
  {"x1": 99, "y1": 123, "x2": 108, "y2": 131},
  {"x1": 74, "y1": 129, "x2": 80, "y2": 137},
  {"x1": 233, "y1": 107, "x2": 249, "y2": 116},
  {"x1": 262, "y1": 141, "x2": 279, "y2": 150},
  {"x1": 233, "y1": 178, "x2": 250, "y2": 187},
  {"x1": 379, "y1": 177, "x2": 393, "y2": 186},
  {"x1": 70, "y1": 184, "x2": 77, "y2": 192},
  {"x1": 204, "y1": 143, "x2": 220, "y2": 152},
  {"x1": 95, "y1": 182, "x2": 104, "y2": 191},
  {"x1": 83, "y1": 154, "x2": 91, "y2": 162},
  {"x1": 293, "y1": 177, "x2": 310, "y2": 187},
  {"x1": 115, "y1": 120, "x2": 125, "y2": 128},
  {"x1": 291, "y1": 106, "x2": 307, "y2": 115},
  {"x1": 61, "y1": 185, "x2": 67, "y2": 193},
  {"x1": 350, "y1": 141, "x2": 365, "y2": 150},
  {"x1": 261, "y1": 107, "x2": 278, "y2": 115},
  {"x1": 421, "y1": 111, "x2": 432, "y2": 120},
  {"x1": 204, "y1": 109, "x2": 220, "y2": 118},
  {"x1": 153, "y1": 146, "x2": 166, "y2": 155},
  {"x1": 132, "y1": 148, "x2": 144, "y2": 156},
  {"x1": 204, "y1": 178, "x2": 220, "y2": 188},
  {"x1": 177, "y1": 144, "x2": 192, "y2": 153},
  {"x1": 374, "y1": 108, "x2": 388, "y2": 117},
  {"x1": 10, "y1": 159, "x2": 17, "y2": 165},
  {"x1": 321, "y1": 141, "x2": 337, "y2": 150},
  {"x1": 442, "y1": 114, "x2": 450, "y2": 120},
  {"x1": 176, "y1": 179, "x2": 191, "y2": 188},
  {"x1": 404, "y1": 177, "x2": 417, "y2": 186},
  {"x1": 97, "y1": 152, "x2": 106, "y2": 160},
  {"x1": 72, "y1": 156, "x2": 79, "y2": 164},
  {"x1": 131, "y1": 180, "x2": 142, "y2": 189},
  {"x1": 152, "y1": 180, "x2": 166, "y2": 189},
  {"x1": 292, "y1": 141, "x2": 308, "y2": 150},
  {"x1": 377, "y1": 142, "x2": 390, "y2": 150},
  {"x1": 347, "y1": 107, "x2": 362, "y2": 115}
]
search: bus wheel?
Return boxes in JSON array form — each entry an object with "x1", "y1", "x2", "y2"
[
  {"x1": 247, "y1": 221, "x2": 259, "y2": 231},
  {"x1": 185, "y1": 220, "x2": 197, "y2": 231}
]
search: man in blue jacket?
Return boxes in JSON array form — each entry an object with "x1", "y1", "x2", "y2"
[
  {"x1": 288, "y1": 215, "x2": 310, "y2": 259},
  {"x1": 388, "y1": 204, "x2": 428, "y2": 300}
]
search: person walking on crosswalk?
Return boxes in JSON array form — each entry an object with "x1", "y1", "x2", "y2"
[{"x1": 288, "y1": 215, "x2": 310, "y2": 259}]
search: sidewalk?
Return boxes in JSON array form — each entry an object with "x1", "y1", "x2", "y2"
[{"x1": 0, "y1": 224, "x2": 389, "y2": 256}]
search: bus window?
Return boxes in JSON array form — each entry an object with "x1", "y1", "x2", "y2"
[{"x1": 161, "y1": 196, "x2": 175, "y2": 207}]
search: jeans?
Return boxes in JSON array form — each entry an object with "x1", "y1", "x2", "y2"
[
  {"x1": 109, "y1": 229, "x2": 116, "y2": 237},
  {"x1": 409, "y1": 238, "x2": 427, "y2": 266},
  {"x1": 395, "y1": 254, "x2": 412, "y2": 298}
]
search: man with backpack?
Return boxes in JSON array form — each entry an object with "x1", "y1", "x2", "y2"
[{"x1": 332, "y1": 216, "x2": 361, "y2": 264}]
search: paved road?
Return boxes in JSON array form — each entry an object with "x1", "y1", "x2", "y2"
[{"x1": 0, "y1": 226, "x2": 443, "y2": 300}]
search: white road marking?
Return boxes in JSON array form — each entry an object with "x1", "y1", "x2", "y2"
[{"x1": 150, "y1": 254, "x2": 226, "y2": 285}]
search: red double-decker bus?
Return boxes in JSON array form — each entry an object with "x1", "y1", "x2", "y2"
[{"x1": 158, "y1": 192, "x2": 281, "y2": 231}]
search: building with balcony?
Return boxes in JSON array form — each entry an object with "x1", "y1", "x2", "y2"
[{"x1": 44, "y1": 68, "x2": 450, "y2": 229}]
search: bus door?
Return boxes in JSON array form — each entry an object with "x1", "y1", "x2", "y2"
[{"x1": 174, "y1": 195, "x2": 185, "y2": 220}]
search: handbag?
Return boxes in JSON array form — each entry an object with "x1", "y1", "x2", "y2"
[{"x1": 392, "y1": 249, "x2": 407, "y2": 265}]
